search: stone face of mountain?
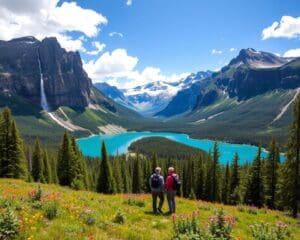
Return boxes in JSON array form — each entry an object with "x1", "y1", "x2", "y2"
[
  {"x1": 228, "y1": 48, "x2": 288, "y2": 68},
  {"x1": 157, "y1": 48, "x2": 300, "y2": 117},
  {"x1": 95, "y1": 82, "x2": 126, "y2": 100},
  {"x1": 94, "y1": 82, "x2": 134, "y2": 109},
  {"x1": 0, "y1": 36, "x2": 92, "y2": 109},
  {"x1": 214, "y1": 49, "x2": 299, "y2": 100},
  {"x1": 156, "y1": 75, "x2": 215, "y2": 117}
]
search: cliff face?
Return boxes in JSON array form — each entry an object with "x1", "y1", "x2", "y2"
[{"x1": 0, "y1": 36, "x2": 92, "y2": 109}]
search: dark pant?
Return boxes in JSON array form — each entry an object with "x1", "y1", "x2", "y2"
[
  {"x1": 167, "y1": 191, "x2": 176, "y2": 213},
  {"x1": 152, "y1": 192, "x2": 164, "y2": 213}
]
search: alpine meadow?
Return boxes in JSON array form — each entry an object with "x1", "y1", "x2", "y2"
[{"x1": 0, "y1": 1, "x2": 299, "y2": 240}]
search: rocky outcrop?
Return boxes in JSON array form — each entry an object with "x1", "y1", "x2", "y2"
[{"x1": 0, "y1": 36, "x2": 92, "y2": 109}]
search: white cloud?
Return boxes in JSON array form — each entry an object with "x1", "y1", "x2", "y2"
[
  {"x1": 126, "y1": 0, "x2": 132, "y2": 6},
  {"x1": 84, "y1": 49, "x2": 139, "y2": 80},
  {"x1": 229, "y1": 48, "x2": 236, "y2": 52},
  {"x1": 262, "y1": 16, "x2": 300, "y2": 40},
  {"x1": 211, "y1": 49, "x2": 223, "y2": 55},
  {"x1": 86, "y1": 41, "x2": 106, "y2": 55},
  {"x1": 84, "y1": 49, "x2": 189, "y2": 88},
  {"x1": 0, "y1": 0, "x2": 107, "y2": 51},
  {"x1": 109, "y1": 32, "x2": 124, "y2": 38},
  {"x1": 283, "y1": 48, "x2": 300, "y2": 57}
]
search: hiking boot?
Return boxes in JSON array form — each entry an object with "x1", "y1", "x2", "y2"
[{"x1": 157, "y1": 208, "x2": 163, "y2": 214}]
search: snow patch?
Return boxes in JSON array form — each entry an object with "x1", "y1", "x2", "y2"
[
  {"x1": 98, "y1": 124, "x2": 127, "y2": 135},
  {"x1": 194, "y1": 111, "x2": 224, "y2": 123},
  {"x1": 46, "y1": 110, "x2": 92, "y2": 134},
  {"x1": 271, "y1": 88, "x2": 300, "y2": 123}
]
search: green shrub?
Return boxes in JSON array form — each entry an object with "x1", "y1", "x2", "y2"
[
  {"x1": 43, "y1": 201, "x2": 59, "y2": 220},
  {"x1": 28, "y1": 186, "x2": 42, "y2": 202},
  {"x1": 114, "y1": 209, "x2": 126, "y2": 224},
  {"x1": 0, "y1": 208, "x2": 20, "y2": 240},
  {"x1": 31, "y1": 201, "x2": 43, "y2": 209},
  {"x1": 172, "y1": 211, "x2": 207, "y2": 239},
  {"x1": 208, "y1": 209, "x2": 234, "y2": 240},
  {"x1": 124, "y1": 198, "x2": 145, "y2": 207},
  {"x1": 0, "y1": 199, "x2": 9, "y2": 209},
  {"x1": 71, "y1": 178, "x2": 85, "y2": 191},
  {"x1": 250, "y1": 222, "x2": 291, "y2": 240}
]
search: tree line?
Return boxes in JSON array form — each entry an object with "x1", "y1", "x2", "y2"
[{"x1": 0, "y1": 94, "x2": 299, "y2": 218}]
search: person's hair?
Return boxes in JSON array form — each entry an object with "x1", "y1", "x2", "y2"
[
  {"x1": 155, "y1": 167, "x2": 161, "y2": 173},
  {"x1": 168, "y1": 167, "x2": 175, "y2": 173}
]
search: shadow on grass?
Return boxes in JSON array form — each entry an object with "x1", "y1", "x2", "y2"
[{"x1": 144, "y1": 210, "x2": 172, "y2": 217}]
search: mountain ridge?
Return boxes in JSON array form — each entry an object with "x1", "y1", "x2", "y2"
[{"x1": 157, "y1": 48, "x2": 299, "y2": 117}]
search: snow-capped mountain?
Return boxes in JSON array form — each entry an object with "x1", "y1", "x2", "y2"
[{"x1": 95, "y1": 71, "x2": 213, "y2": 116}]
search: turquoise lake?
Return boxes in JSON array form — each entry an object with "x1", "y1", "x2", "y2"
[{"x1": 77, "y1": 132, "x2": 285, "y2": 164}]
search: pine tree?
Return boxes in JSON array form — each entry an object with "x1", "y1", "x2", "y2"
[
  {"x1": 132, "y1": 153, "x2": 143, "y2": 193},
  {"x1": 152, "y1": 153, "x2": 158, "y2": 173},
  {"x1": 279, "y1": 95, "x2": 300, "y2": 218},
  {"x1": 50, "y1": 156, "x2": 59, "y2": 184},
  {"x1": 0, "y1": 108, "x2": 11, "y2": 177},
  {"x1": 57, "y1": 131, "x2": 73, "y2": 186},
  {"x1": 97, "y1": 141, "x2": 116, "y2": 194},
  {"x1": 113, "y1": 157, "x2": 124, "y2": 193},
  {"x1": 221, "y1": 164, "x2": 230, "y2": 204},
  {"x1": 197, "y1": 155, "x2": 205, "y2": 199},
  {"x1": 204, "y1": 151, "x2": 213, "y2": 201},
  {"x1": 211, "y1": 142, "x2": 220, "y2": 202},
  {"x1": 70, "y1": 136, "x2": 88, "y2": 189},
  {"x1": 31, "y1": 139, "x2": 44, "y2": 182},
  {"x1": 42, "y1": 150, "x2": 52, "y2": 183},
  {"x1": 0, "y1": 108, "x2": 28, "y2": 179},
  {"x1": 121, "y1": 158, "x2": 131, "y2": 193},
  {"x1": 265, "y1": 139, "x2": 280, "y2": 209},
  {"x1": 230, "y1": 153, "x2": 240, "y2": 204},
  {"x1": 245, "y1": 147, "x2": 264, "y2": 207},
  {"x1": 8, "y1": 120, "x2": 28, "y2": 179}
]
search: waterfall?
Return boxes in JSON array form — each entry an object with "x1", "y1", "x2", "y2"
[{"x1": 38, "y1": 56, "x2": 50, "y2": 111}]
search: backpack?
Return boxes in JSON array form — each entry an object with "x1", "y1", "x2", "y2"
[
  {"x1": 172, "y1": 175, "x2": 181, "y2": 191},
  {"x1": 151, "y1": 174, "x2": 160, "y2": 188}
]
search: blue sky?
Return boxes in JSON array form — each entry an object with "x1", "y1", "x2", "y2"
[
  {"x1": 78, "y1": 0, "x2": 300, "y2": 73},
  {"x1": 0, "y1": 0, "x2": 299, "y2": 87}
]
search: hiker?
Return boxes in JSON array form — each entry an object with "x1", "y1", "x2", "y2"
[
  {"x1": 165, "y1": 167, "x2": 180, "y2": 214},
  {"x1": 149, "y1": 167, "x2": 165, "y2": 214}
]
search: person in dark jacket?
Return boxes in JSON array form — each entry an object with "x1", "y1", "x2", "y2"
[
  {"x1": 149, "y1": 167, "x2": 165, "y2": 214},
  {"x1": 165, "y1": 167, "x2": 179, "y2": 214}
]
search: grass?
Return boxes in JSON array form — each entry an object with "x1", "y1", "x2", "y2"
[{"x1": 0, "y1": 179, "x2": 299, "y2": 240}]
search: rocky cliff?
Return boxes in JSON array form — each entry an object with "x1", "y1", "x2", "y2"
[{"x1": 0, "y1": 36, "x2": 92, "y2": 109}]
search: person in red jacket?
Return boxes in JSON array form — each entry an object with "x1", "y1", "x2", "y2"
[{"x1": 165, "y1": 167, "x2": 179, "y2": 214}]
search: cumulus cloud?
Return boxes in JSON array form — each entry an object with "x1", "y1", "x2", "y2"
[
  {"x1": 84, "y1": 49, "x2": 139, "y2": 79},
  {"x1": 229, "y1": 48, "x2": 236, "y2": 52},
  {"x1": 109, "y1": 32, "x2": 124, "y2": 38},
  {"x1": 126, "y1": 0, "x2": 133, "y2": 6},
  {"x1": 211, "y1": 49, "x2": 223, "y2": 55},
  {"x1": 283, "y1": 48, "x2": 300, "y2": 58},
  {"x1": 0, "y1": 0, "x2": 107, "y2": 51},
  {"x1": 86, "y1": 41, "x2": 106, "y2": 55},
  {"x1": 84, "y1": 49, "x2": 189, "y2": 88},
  {"x1": 262, "y1": 16, "x2": 300, "y2": 40}
]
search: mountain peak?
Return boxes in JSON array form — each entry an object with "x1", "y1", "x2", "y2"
[
  {"x1": 229, "y1": 48, "x2": 288, "y2": 68},
  {"x1": 7, "y1": 36, "x2": 39, "y2": 44}
]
